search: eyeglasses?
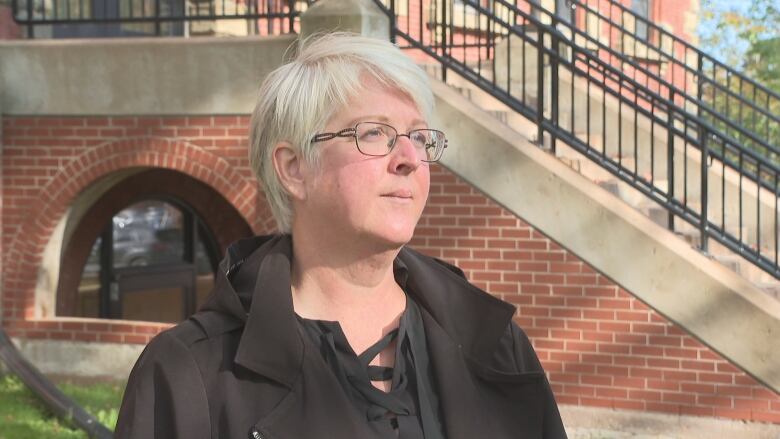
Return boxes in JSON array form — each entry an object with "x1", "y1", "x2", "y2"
[{"x1": 311, "y1": 121, "x2": 448, "y2": 163}]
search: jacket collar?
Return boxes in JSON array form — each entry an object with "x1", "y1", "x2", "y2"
[
  {"x1": 198, "y1": 234, "x2": 516, "y2": 388},
  {"x1": 397, "y1": 248, "x2": 516, "y2": 362}
]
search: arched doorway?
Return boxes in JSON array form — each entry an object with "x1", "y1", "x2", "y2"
[{"x1": 57, "y1": 169, "x2": 254, "y2": 322}]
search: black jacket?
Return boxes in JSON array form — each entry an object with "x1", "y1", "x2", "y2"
[{"x1": 115, "y1": 234, "x2": 568, "y2": 439}]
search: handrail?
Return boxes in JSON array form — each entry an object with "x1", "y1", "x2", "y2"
[
  {"x1": 515, "y1": 0, "x2": 780, "y2": 167},
  {"x1": 569, "y1": 0, "x2": 780, "y2": 163},
  {"x1": 571, "y1": 52, "x2": 778, "y2": 196},
  {"x1": 0, "y1": 328, "x2": 113, "y2": 438},
  {"x1": 591, "y1": 0, "x2": 780, "y2": 105},
  {"x1": 421, "y1": 0, "x2": 780, "y2": 180},
  {"x1": 501, "y1": 0, "x2": 780, "y2": 177}
]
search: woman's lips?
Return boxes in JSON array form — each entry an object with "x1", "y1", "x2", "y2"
[{"x1": 381, "y1": 190, "x2": 413, "y2": 199}]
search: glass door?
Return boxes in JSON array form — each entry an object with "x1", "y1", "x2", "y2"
[{"x1": 77, "y1": 199, "x2": 217, "y2": 323}]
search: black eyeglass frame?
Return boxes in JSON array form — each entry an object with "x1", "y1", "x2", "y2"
[{"x1": 311, "y1": 121, "x2": 448, "y2": 163}]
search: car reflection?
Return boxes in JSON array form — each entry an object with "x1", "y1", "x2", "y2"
[{"x1": 83, "y1": 203, "x2": 212, "y2": 274}]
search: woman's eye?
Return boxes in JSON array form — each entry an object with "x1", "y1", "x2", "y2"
[
  {"x1": 361, "y1": 128, "x2": 385, "y2": 140},
  {"x1": 411, "y1": 132, "x2": 429, "y2": 145}
]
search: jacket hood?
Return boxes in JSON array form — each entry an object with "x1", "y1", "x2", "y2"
[{"x1": 195, "y1": 234, "x2": 516, "y2": 388}]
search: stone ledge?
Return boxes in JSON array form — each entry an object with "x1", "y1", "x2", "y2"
[
  {"x1": 560, "y1": 404, "x2": 780, "y2": 439},
  {"x1": 11, "y1": 338, "x2": 144, "y2": 380},
  {"x1": 0, "y1": 35, "x2": 297, "y2": 115}
]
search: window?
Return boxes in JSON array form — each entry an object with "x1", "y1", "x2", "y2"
[
  {"x1": 76, "y1": 199, "x2": 218, "y2": 323},
  {"x1": 556, "y1": 0, "x2": 573, "y2": 25},
  {"x1": 631, "y1": 0, "x2": 650, "y2": 41}
]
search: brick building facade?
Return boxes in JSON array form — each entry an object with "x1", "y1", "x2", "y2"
[{"x1": 2, "y1": 114, "x2": 778, "y2": 423}]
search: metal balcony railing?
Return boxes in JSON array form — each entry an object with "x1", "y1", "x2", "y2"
[
  {"x1": 11, "y1": 0, "x2": 307, "y2": 37},
  {"x1": 571, "y1": 0, "x2": 780, "y2": 169}
]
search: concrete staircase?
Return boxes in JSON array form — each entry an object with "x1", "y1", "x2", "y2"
[
  {"x1": 420, "y1": 60, "x2": 780, "y2": 301},
  {"x1": 429, "y1": 67, "x2": 780, "y2": 394}
]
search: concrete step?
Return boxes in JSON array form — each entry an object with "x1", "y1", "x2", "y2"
[
  {"x1": 606, "y1": 189, "x2": 780, "y2": 299},
  {"x1": 709, "y1": 253, "x2": 780, "y2": 299},
  {"x1": 442, "y1": 77, "x2": 538, "y2": 141},
  {"x1": 712, "y1": 254, "x2": 742, "y2": 274},
  {"x1": 665, "y1": 224, "x2": 780, "y2": 299},
  {"x1": 559, "y1": 156, "x2": 582, "y2": 173},
  {"x1": 756, "y1": 282, "x2": 780, "y2": 300},
  {"x1": 559, "y1": 108, "x2": 606, "y2": 136}
]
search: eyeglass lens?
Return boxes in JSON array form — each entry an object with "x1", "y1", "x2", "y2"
[{"x1": 355, "y1": 122, "x2": 445, "y2": 162}]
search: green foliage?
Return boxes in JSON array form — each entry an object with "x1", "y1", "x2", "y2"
[
  {"x1": 0, "y1": 374, "x2": 124, "y2": 439},
  {"x1": 57, "y1": 379, "x2": 124, "y2": 430},
  {"x1": 745, "y1": 37, "x2": 780, "y2": 92},
  {"x1": 0, "y1": 374, "x2": 85, "y2": 439},
  {"x1": 697, "y1": 0, "x2": 780, "y2": 168},
  {"x1": 699, "y1": 0, "x2": 780, "y2": 91}
]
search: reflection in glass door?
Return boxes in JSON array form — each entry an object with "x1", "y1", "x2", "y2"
[{"x1": 77, "y1": 199, "x2": 218, "y2": 323}]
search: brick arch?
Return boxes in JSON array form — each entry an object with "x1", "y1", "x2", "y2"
[
  {"x1": 55, "y1": 168, "x2": 258, "y2": 317},
  {"x1": 3, "y1": 137, "x2": 272, "y2": 319}
]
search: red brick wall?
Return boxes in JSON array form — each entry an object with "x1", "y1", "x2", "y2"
[
  {"x1": 414, "y1": 166, "x2": 780, "y2": 424},
  {"x1": 2, "y1": 115, "x2": 778, "y2": 424},
  {"x1": 0, "y1": 6, "x2": 23, "y2": 40},
  {"x1": 1, "y1": 116, "x2": 274, "y2": 327}
]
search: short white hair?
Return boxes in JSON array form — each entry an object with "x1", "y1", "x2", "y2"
[{"x1": 248, "y1": 32, "x2": 435, "y2": 233}]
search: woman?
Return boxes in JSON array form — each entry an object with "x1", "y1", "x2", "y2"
[{"x1": 115, "y1": 32, "x2": 567, "y2": 439}]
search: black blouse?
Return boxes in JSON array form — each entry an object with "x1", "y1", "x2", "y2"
[{"x1": 295, "y1": 267, "x2": 445, "y2": 439}]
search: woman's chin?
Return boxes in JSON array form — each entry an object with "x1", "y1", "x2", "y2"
[{"x1": 360, "y1": 223, "x2": 417, "y2": 249}]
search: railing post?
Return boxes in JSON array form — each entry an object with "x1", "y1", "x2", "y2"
[
  {"x1": 667, "y1": 90, "x2": 675, "y2": 231},
  {"x1": 696, "y1": 52, "x2": 704, "y2": 113},
  {"x1": 697, "y1": 51, "x2": 709, "y2": 253},
  {"x1": 550, "y1": 29, "x2": 559, "y2": 154},
  {"x1": 388, "y1": 0, "x2": 396, "y2": 43},
  {"x1": 700, "y1": 128, "x2": 709, "y2": 252},
  {"x1": 288, "y1": 0, "x2": 295, "y2": 33},
  {"x1": 537, "y1": 28, "x2": 545, "y2": 148},
  {"x1": 441, "y1": 0, "x2": 448, "y2": 82},
  {"x1": 155, "y1": 0, "x2": 161, "y2": 36},
  {"x1": 25, "y1": 0, "x2": 34, "y2": 38}
]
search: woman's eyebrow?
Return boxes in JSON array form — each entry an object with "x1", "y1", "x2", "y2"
[
  {"x1": 345, "y1": 115, "x2": 388, "y2": 125},
  {"x1": 345, "y1": 115, "x2": 428, "y2": 128}
]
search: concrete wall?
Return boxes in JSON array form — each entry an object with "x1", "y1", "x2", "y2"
[
  {"x1": 12, "y1": 338, "x2": 144, "y2": 378},
  {"x1": 0, "y1": 35, "x2": 296, "y2": 115}
]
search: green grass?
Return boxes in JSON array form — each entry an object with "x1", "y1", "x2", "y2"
[{"x1": 0, "y1": 374, "x2": 124, "y2": 439}]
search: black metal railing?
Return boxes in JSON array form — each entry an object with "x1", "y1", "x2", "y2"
[
  {"x1": 571, "y1": 0, "x2": 780, "y2": 168},
  {"x1": 11, "y1": 0, "x2": 307, "y2": 37},
  {"x1": 372, "y1": 0, "x2": 780, "y2": 280}
]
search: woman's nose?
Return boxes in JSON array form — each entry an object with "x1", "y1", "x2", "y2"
[{"x1": 388, "y1": 134, "x2": 422, "y2": 175}]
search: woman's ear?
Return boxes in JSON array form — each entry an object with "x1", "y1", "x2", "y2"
[{"x1": 272, "y1": 142, "x2": 307, "y2": 201}]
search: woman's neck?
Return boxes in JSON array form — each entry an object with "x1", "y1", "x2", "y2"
[{"x1": 288, "y1": 229, "x2": 406, "y2": 323}]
